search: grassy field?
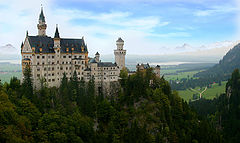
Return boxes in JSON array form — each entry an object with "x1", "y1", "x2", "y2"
[
  {"x1": 178, "y1": 81, "x2": 227, "y2": 102},
  {"x1": 164, "y1": 70, "x2": 200, "y2": 81},
  {"x1": 160, "y1": 63, "x2": 226, "y2": 101},
  {"x1": 202, "y1": 81, "x2": 227, "y2": 99},
  {"x1": 178, "y1": 89, "x2": 198, "y2": 101}
]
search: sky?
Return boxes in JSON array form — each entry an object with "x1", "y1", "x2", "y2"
[{"x1": 0, "y1": 0, "x2": 239, "y2": 56}]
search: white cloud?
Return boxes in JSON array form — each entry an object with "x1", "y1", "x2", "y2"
[
  {"x1": 0, "y1": 0, "x2": 173, "y2": 56},
  {"x1": 194, "y1": 5, "x2": 237, "y2": 17},
  {"x1": 0, "y1": 0, "x2": 237, "y2": 57}
]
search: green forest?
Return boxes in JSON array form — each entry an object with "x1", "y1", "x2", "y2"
[
  {"x1": 190, "y1": 69, "x2": 240, "y2": 143},
  {"x1": 0, "y1": 66, "x2": 222, "y2": 143}
]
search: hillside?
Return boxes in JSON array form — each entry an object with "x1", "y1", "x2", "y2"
[
  {"x1": 0, "y1": 67, "x2": 220, "y2": 142},
  {"x1": 190, "y1": 69, "x2": 240, "y2": 142},
  {"x1": 195, "y1": 43, "x2": 240, "y2": 79}
]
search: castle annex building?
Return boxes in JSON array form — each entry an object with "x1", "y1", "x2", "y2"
[{"x1": 21, "y1": 8, "x2": 126, "y2": 89}]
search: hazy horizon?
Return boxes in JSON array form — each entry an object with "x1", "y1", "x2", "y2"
[{"x1": 0, "y1": 0, "x2": 239, "y2": 55}]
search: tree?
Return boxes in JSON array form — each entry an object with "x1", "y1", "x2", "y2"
[
  {"x1": 70, "y1": 71, "x2": 79, "y2": 101},
  {"x1": 22, "y1": 65, "x2": 33, "y2": 100}
]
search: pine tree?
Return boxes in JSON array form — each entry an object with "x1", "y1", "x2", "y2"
[{"x1": 22, "y1": 65, "x2": 33, "y2": 100}]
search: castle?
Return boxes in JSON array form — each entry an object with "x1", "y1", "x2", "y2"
[{"x1": 21, "y1": 7, "x2": 126, "y2": 91}]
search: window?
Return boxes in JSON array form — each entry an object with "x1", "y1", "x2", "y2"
[
  {"x1": 37, "y1": 56, "x2": 40, "y2": 59},
  {"x1": 52, "y1": 67, "x2": 54, "y2": 70},
  {"x1": 52, "y1": 79, "x2": 55, "y2": 82},
  {"x1": 42, "y1": 62, "x2": 44, "y2": 65},
  {"x1": 63, "y1": 56, "x2": 66, "y2": 58},
  {"x1": 52, "y1": 56, "x2": 54, "y2": 58},
  {"x1": 42, "y1": 56, "x2": 45, "y2": 59},
  {"x1": 69, "y1": 56, "x2": 71, "y2": 58},
  {"x1": 44, "y1": 68, "x2": 47, "y2": 71},
  {"x1": 48, "y1": 79, "x2": 51, "y2": 82},
  {"x1": 82, "y1": 61, "x2": 84, "y2": 64},
  {"x1": 66, "y1": 67, "x2": 68, "y2": 70},
  {"x1": 37, "y1": 68, "x2": 40, "y2": 71},
  {"x1": 62, "y1": 62, "x2": 64, "y2": 64},
  {"x1": 44, "y1": 73, "x2": 46, "y2": 76},
  {"x1": 37, "y1": 62, "x2": 39, "y2": 65},
  {"x1": 52, "y1": 73, "x2": 54, "y2": 76},
  {"x1": 37, "y1": 74, "x2": 40, "y2": 77}
]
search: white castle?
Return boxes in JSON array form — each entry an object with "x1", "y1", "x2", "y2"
[{"x1": 21, "y1": 7, "x2": 126, "y2": 92}]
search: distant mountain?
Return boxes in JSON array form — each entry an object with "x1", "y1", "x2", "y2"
[
  {"x1": 176, "y1": 40, "x2": 239, "y2": 57},
  {"x1": 0, "y1": 44, "x2": 20, "y2": 60},
  {"x1": 195, "y1": 42, "x2": 240, "y2": 79},
  {"x1": 176, "y1": 43, "x2": 194, "y2": 51}
]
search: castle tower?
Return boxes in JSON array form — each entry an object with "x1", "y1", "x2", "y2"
[
  {"x1": 37, "y1": 7, "x2": 47, "y2": 36},
  {"x1": 114, "y1": 37, "x2": 126, "y2": 70},
  {"x1": 95, "y1": 52, "x2": 100, "y2": 63}
]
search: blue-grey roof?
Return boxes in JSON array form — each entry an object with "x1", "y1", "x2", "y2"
[
  {"x1": 116, "y1": 37, "x2": 124, "y2": 42},
  {"x1": 27, "y1": 36, "x2": 88, "y2": 54},
  {"x1": 89, "y1": 58, "x2": 97, "y2": 63},
  {"x1": 97, "y1": 62, "x2": 117, "y2": 67}
]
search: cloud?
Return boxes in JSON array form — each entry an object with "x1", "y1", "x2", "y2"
[
  {"x1": 0, "y1": 0, "x2": 238, "y2": 56},
  {"x1": 194, "y1": 5, "x2": 237, "y2": 17},
  {"x1": 54, "y1": 8, "x2": 168, "y2": 31}
]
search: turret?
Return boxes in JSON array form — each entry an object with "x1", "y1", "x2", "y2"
[
  {"x1": 114, "y1": 37, "x2": 126, "y2": 70},
  {"x1": 95, "y1": 52, "x2": 100, "y2": 62},
  {"x1": 154, "y1": 65, "x2": 161, "y2": 77},
  {"x1": 116, "y1": 37, "x2": 124, "y2": 50},
  {"x1": 54, "y1": 25, "x2": 60, "y2": 51},
  {"x1": 37, "y1": 6, "x2": 47, "y2": 36}
]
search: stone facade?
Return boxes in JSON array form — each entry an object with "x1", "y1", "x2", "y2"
[
  {"x1": 136, "y1": 63, "x2": 161, "y2": 78},
  {"x1": 21, "y1": 7, "x2": 126, "y2": 91}
]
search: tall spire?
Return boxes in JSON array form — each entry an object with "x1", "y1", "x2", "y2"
[
  {"x1": 54, "y1": 24, "x2": 60, "y2": 38},
  {"x1": 39, "y1": 5, "x2": 45, "y2": 23},
  {"x1": 37, "y1": 5, "x2": 47, "y2": 36}
]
